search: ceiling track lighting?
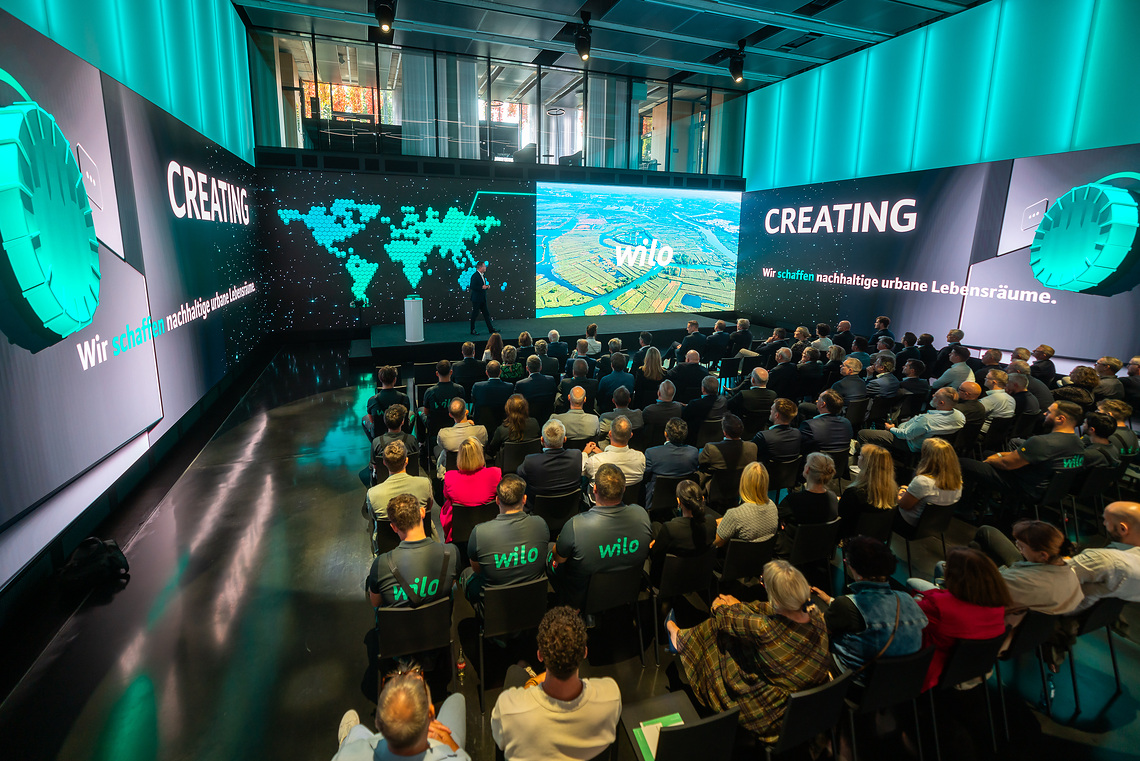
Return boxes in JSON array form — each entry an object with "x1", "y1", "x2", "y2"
[
  {"x1": 728, "y1": 39, "x2": 745, "y2": 84},
  {"x1": 575, "y1": 11, "x2": 592, "y2": 62},
  {"x1": 375, "y1": 0, "x2": 397, "y2": 34}
]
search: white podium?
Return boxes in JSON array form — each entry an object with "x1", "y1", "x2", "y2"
[{"x1": 404, "y1": 296, "x2": 424, "y2": 343}]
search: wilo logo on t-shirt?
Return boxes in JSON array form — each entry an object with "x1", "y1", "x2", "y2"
[
  {"x1": 493, "y1": 543, "x2": 541, "y2": 568},
  {"x1": 614, "y1": 238, "x2": 674, "y2": 269},
  {"x1": 598, "y1": 537, "x2": 640, "y2": 558},
  {"x1": 1060, "y1": 455, "x2": 1085, "y2": 469},
  {"x1": 392, "y1": 576, "x2": 440, "y2": 602}
]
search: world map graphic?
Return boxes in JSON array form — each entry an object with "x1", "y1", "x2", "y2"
[{"x1": 278, "y1": 200, "x2": 501, "y2": 305}]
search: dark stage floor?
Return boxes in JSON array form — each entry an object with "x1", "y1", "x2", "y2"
[{"x1": 1, "y1": 344, "x2": 1137, "y2": 760}]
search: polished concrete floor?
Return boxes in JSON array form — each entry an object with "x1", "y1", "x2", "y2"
[{"x1": 0, "y1": 344, "x2": 1137, "y2": 760}]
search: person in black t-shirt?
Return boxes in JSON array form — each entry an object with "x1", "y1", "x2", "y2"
[
  {"x1": 462, "y1": 475, "x2": 549, "y2": 612},
  {"x1": 1100, "y1": 400, "x2": 1140, "y2": 458},
  {"x1": 366, "y1": 365, "x2": 411, "y2": 438},
  {"x1": 549, "y1": 463, "x2": 652, "y2": 607},
  {"x1": 776, "y1": 452, "x2": 839, "y2": 555},
  {"x1": 368, "y1": 494, "x2": 459, "y2": 608},
  {"x1": 364, "y1": 404, "x2": 421, "y2": 486},
  {"x1": 648, "y1": 480, "x2": 719, "y2": 586},
  {"x1": 420, "y1": 360, "x2": 466, "y2": 439}
]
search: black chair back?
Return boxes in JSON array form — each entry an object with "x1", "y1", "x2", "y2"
[
  {"x1": 767, "y1": 670, "x2": 854, "y2": 756},
  {"x1": 822, "y1": 448, "x2": 850, "y2": 483},
  {"x1": 720, "y1": 537, "x2": 776, "y2": 583},
  {"x1": 766, "y1": 455, "x2": 803, "y2": 499},
  {"x1": 450, "y1": 501, "x2": 499, "y2": 545},
  {"x1": 583, "y1": 564, "x2": 644, "y2": 615},
  {"x1": 375, "y1": 597, "x2": 453, "y2": 660},
  {"x1": 1012, "y1": 410, "x2": 1040, "y2": 439},
  {"x1": 788, "y1": 517, "x2": 841, "y2": 568},
  {"x1": 897, "y1": 393, "x2": 927, "y2": 421},
  {"x1": 853, "y1": 509, "x2": 895, "y2": 544},
  {"x1": 707, "y1": 468, "x2": 745, "y2": 512},
  {"x1": 373, "y1": 516, "x2": 401, "y2": 556},
  {"x1": 696, "y1": 419, "x2": 724, "y2": 448},
  {"x1": 844, "y1": 398, "x2": 870, "y2": 428},
  {"x1": 1003, "y1": 611, "x2": 1058, "y2": 660},
  {"x1": 677, "y1": 384, "x2": 702, "y2": 404},
  {"x1": 530, "y1": 489, "x2": 582, "y2": 539},
  {"x1": 649, "y1": 474, "x2": 695, "y2": 522},
  {"x1": 743, "y1": 409, "x2": 770, "y2": 439},
  {"x1": 565, "y1": 437, "x2": 592, "y2": 451},
  {"x1": 499, "y1": 438, "x2": 543, "y2": 472},
  {"x1": 1040, "y1": 467, "x2": 1080, "y2": 511},
  {"x1": 936, "y1": 632, "x2": 1006, "y2": 689},
  {"x1": 642, "y1": 424, "x2": 666, "y2": 449},
  {"x1": 482, "y1": 577, "x2": 549, "y2": 639},
  {"x1": 914, "y1": 502, "x2": 955, "y2": 540},
  {"x1": 865, "y1": 396, "x2": 897, "y2": 428},
  {"x1": 445, "y1": 450, "x2": 459, "y2": 471},
  {"x1": 656, "y1": 548, "x2": 716, "y2": 598},
  {"x1": 656, "y1": 708, "x2": 741, "y2": 761},
  {"x1": 624, "y1": 479, "x2": 644, "y2": 506},
  {"x1": 1076, "y1": 596, "x2": 1127, "y2": 637},
  {"x1": 979, "y1": 415, "x2": 1016, "y2": 454},
  {"x1": 528, "y1": 397, "x2": 555, "y2": 424},
  {"x1": 952, "y1": 421, "x2": 983, "y2": 456},
  {"x1": 854, "y1": 647, "x2": 935, "y2": 715},
  {"x1": 717, "y1": 357, "x2": 742, "y2": 391}
]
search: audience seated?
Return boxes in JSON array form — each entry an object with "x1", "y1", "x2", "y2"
[
  {"x1": 368, "y1": 404, "x2": 420, "y2": 485},
  {"x1": 664, "y1": 561, "x2": 830, "y2": 742},
  {"x1": 812, "y1": 537, "x2": 927, "y2": 673},
  {"x1": 872, "y1": 337, "x2": 896, "y2": 365},
  {"x1": 453, "y1": 342, "x2": 487, "y2": 396},
  {"x1": 515, "y1": 355, "x2": 557, "y2": 420},
  {"x1": 898, "y1": 359, "x2": 930, "y2": 400},
  {"x1": 550, "y1": 386, "x2": 600, "y2": 440},
  {"x1": 665, "y1": 319, "x2": 707, "y2": 366},
  {"x1": 644, "y1": 418, "x2": 699, "y2": 506},
  {"x1": 821, "y1": 344, "x2": 846, "y2": 384},
  {"x1": 597, "y1": 352, "x2": 635, "y2": 403},
  {"x1": 516, "y1": 331, "x2": 535, "y2": 360},
  {"x1": 728, "y1": 367, "x2": 777, "y2": 418},
  {"x1": 1100, "y1": 400, "x2": 1140, "y2": 457},
  {"x1": 648, "y1": 480, "x2": 719, "y2": 586},
  {"x1": 491, "y1": 607, "x2": 621, "y2": 761},
  {"x1": 750, "y1": 326, "x2": 790, "y2": 365},
  {"x1": 932, "y1": 345, "x2": 974, "y2": 390},
  {"x1": 1094, "y1": 356, "x2": 1125, "y2": 402},
  {"x1": 367, "y1": 440, "x2": 435, "y2": 524},
  {"x1": 563, "y1": 339, "x2": 597, "y2": 378},
  {"x1": 865, "y1": 356, "x2": 899, "y2": 398},
  {"x1": 1008, "y1": 359, "x2": 1054, "y2": 411},
  {"x1": 1030, "y1": 344, "x2": 1058, "y2": 386},
  {"x1": 799, "y1": 390, "x2": 853, "y2": 453},
  {"x1": 682, "y1": 375, "x2": 728, "y2": 444},
  {"x1": 368, "y1": 365, "x2": 411, "y2": 422},
  {"x1": 1067, "y1": 502, "x2": 1140, "y2": 613},
  {"x1": 534, "y1": 339, "x2": 560, "y2": 379},
  {"x1": 667, "y1": 349, "x2": 710, "y2": 394},
  {"x1": 728, "y1": 318, "x2": 754, "y2": 357},
  {"x1": 333, "y1": 669, "x2": 467, "y2": 760},
  {"x1": 705, "y1": 319, "x2": 732, "y2": 363},
  {"x1": 368, "y1": 494, "x2": 458, "y2": 608},
  {"x1": 830, "y1": 358, "x2": 867, "y2": 404},
  {"x1": 631, "y1": 331, "x2": 654, "y2": 369},
  {"x1": 500, "y1": 345, "x2": 525, "y2": 383},
  {"x1": 832, "y1": 320, "x2": 855, "y2": 353},
  {"x1": 894, "y1": 332, "x2": 921, "y2": 369},
  {"x1": 461, "y1": 475, "x2": 549, "y2": 612},
  {"x1": 486, "y1": 394, "x2": 541, "y2": 459},
  {"x1": 972, "y1": 520, "x2": 1083, "y2": 626},
  {"x1": 858, "y1": 387, "x2": 963, "y2": 456},
  {"x1": 516, "y1": 419, "x2": 585, "y2": 497},
  {"x1": 1080, "y1": 411, "x2": 1121, "y2": 468},
  {"x1": 599, "y1": 386, "x2": 643, "y2": 434},
  {"x1": 556, "y1": 360, "x2": 599, "y2": 414},
  {"x1": 442, "y1": 438, "x2": 501, "y2": 541},
  {"x1": 931, "y1": 329, "x2": 963, "y2": 378},
  {"x1": 714, "y1": 462, "x2": 778, "y2": 547},
  {"x1": 795, "y1": 347, "x2": 824, "y2": 397},
  {"x1": 421, "y1": 360, "x2": 467, "y2": 434},
  {"x1": 753, "y1": 398, "x2": 803, "y2": 461},
  {"x1": 895, "y1": 438, "x2": 962, "y2": 534},
  {"x1": 546, "y1": 330, "x2": 570, "y2": 361},
  {"x1": 847, "y1": 336, "x2": 871, "y2": 371},
  {"x1": 632, "y1": 347, "x2": 666, "y2": 408},
  {"x1": 583, "y1": 322, "x2": 603, "y2": 356},
  {"x1": 870, "y1": 315, "x2": 895, "y2": 342},
  {"x1": 643, "y1": 380, "x2": 685, "y2": 431},
  {"x1": 916, "y1": 333, "x2": 938, "y2": 376},
  {"x1": 811, "y1": 322, "x2": 833, "y2": 353},
  {"x1": 699, "y1": 413, "x2": 757, "y2": 474},
  {"x1": 437, "y1": 398, "x2": 489, "y2": 474},
  {"x1": 595, "y1": 338, "x2": 622, "y2": 382},
  {"x1": 1122, "y1": 356, "x2": 1140, "y2": 409},
  {"x1": 483, "y1": 333, "x2": 504, "y2": 363},
  {"x1": 954, "y1": 381, "x2": 987, "y2": 427},
  {"x1": 776, "y1": 453, "x2": 838, "y2": 553},
  {"x1": 767, "y1": 348, "x2": 798, "y2": 400},
  {"x1": 583, "y1": 416, "x2": 646, "y2": 490},
  {"x1": 1006, "y1": 372, "x2": 1040, "y2": 418},
  {"x1": 549, "y1": 463, "x2": 651, "y2": 607},
  {"x1": 1055, "y1": 366, "x2": 1098, "y2": 414},
  {"x1": 788, "y1": 326, "x2": 812, "y2": 363},
  {"x1": 837, "y1": 444, "x2": 897, "y2": 539},
  {"x1": 473, "y1": 361, "x2": 514, "y2": 423}
]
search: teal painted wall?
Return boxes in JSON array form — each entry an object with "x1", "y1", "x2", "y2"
[
  {"x1": 1, "y1": 0, "x2": 254, "y2": 164},
  {"x1": 743, "y1": 0, "x2": 1140, "y2": 190}
]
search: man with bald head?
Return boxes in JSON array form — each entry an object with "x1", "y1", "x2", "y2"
[
  {"x1": 1067, "y1": 502, "x2": 1140, "y2": 612},
  {"x1": 583, "y1": 416, "x2": 646, "y2": 491},
  {"x1": 549, "y1": 385, "x2": 600, "y2": 439},
  {"x1": 556, "y1": 358, "x2": 599, "y2": 414},
  {"x1": 955, "y1": 381, "x2": 987, "y2": 426},
  {"x1": 728, "y1": 367, "x2": 777, "y2": 417},
  {"x1": 858, "y1": 387, "x2": 963, "y2": 456},
  {"x1": 667, "y1": 349, "x2": 710, "y2": 390},
  {"x1": 767, "y1": 347, "x2": 799, "y2": 400},
  {"x1": 832, "y1": 320, "x2": 855, "y2": 353},
  {"x1": 334, "y1": 670, "x2": 467, "y2": 760},
  {"x1": 643, "y1": 380, "x2": 685, "y2": 430}
]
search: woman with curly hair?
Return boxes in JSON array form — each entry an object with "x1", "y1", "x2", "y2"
[{"x1": 1054, "y1": 365, "x2": 1098, "y2": 414}]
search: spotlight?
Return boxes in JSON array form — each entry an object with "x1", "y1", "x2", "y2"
[
  {"x1": 375, "y1": 0, "x2": 397, "y2": 33},
  {"x1": 729, "y1": 39, "x2": 745, "y2": 83},
  {"x1": 575, "y1": 12, "x2": 592, "y2": 61}
]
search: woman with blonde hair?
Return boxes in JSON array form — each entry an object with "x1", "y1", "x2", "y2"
[
  {"x1": 499, "y1": 344, "x2": 525, "y2": 383},
  {"x1": 634, "y1": 346, "x2": 666, "y2": 407},
  {"x1": 838, "y1": 444, "x2": 897, "y2": 538},
  {"x1": 714, "y1": 461, "x2": 777, "y2": 546},
  {"x1": 516, "y1": 330, "x2": 535, "y2": 360},
  {"x1": 776, "y1": 453, "x2": 838, "y2": 553},
  {"x1": 665, "y1": 560, "x2": 830, "y2": 740},
  {"x1": 896, "y1": 438, "x2": 961, "y2": 532},
  {"x1": 441, "y1": 437, "x2": 501, "y2": 541}
]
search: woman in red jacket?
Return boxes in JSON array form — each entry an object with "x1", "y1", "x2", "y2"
[
  {"x1": 442, "y1": 437, "x2": 502, "y2": 541},
  {"x1": 911, "y1": 547, "x2": 1011, "y2": 691}
]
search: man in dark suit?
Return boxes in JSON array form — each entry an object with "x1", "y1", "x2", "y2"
[
  {"x1": 1008, "y1": 359, "x2": 1054, "y2": 411},
  {"x1": 643, "y1": 380, "x2": 686, "y2": 430},
  {"x1": 800, "y1": 389, "x2": 854, "y2": 452},
  {"x1": 830, "y1": 358, "x2": 868, "y2": 404},
  {"x1": 870, "y1": 315, "x2": 894, "y2": 343},
  {"x1": 866, "y1": 357, "x2": 900, "y2": 398},
  {"x1": 831, "y1": 321, "x2": 855, "y2": 353},
  {"x1": 595, "y1": 338, "x2": 622, "y2": 381},
  {"x1": 472, "y1": 361, "x2": 514, "y2": 429},
  {"x1": 598, "y1": 353, "x2": 635, "y2": 403},
  {"x1": 516, "y1": 418, "x2": 585, "y2": 497},
  {"x1": 917, "y1": 334, "x2": 939, "y2": 377},
  {"x1": 973, "y1": 348, "x2": 1007, "y2": 385},
  {"x1": 452, "y1": 341, "x2": 486, "y2": 398},
  {"x1": 728, "y1": 367, "x2": 777, "y2": 417},
  {"x1": 545, "y1": 330, "x2": 570, "y2": 362},
  {"x1": 516, "y1": 355, "x2": 558, "y2": 421},
  {"x1": 534, "y1": 339, "x2": 561, "y2": 380},
  {"x1": 682, "y1": 375, "x2": 728, "y2": 445},
  {"x1": 699, "y1": 413, "x2": 757, "y2": 473},
  {"x1": 932, "y1": 329, "x2": 964, "y2": 379},
  {"x1": 893, "y1": 333, "x2": 921, "y2": 375},
  {"x1": 665, "y1": 320, "x2": 707, "y2": 367},
  {"x1": 753, "y1": 398, "x2": 803, "y2": 461},
  {"x1": 562, "y1": 339, "x2": 597, "y2": 377},
  {"x1": 899, "y1": 360, "x2": 932, "y2": 400},
  {"x1": 631, "y1": 331, "x2": 653, "y2": 369},
  {"x1": 557, "y1": 358, "x2": 599, "y2": 414},
  {"x1": 750, "y1": 327, "x2": 791, "y2": 368},
  {"x1": 729, "y1": 318, "x2": 754, "y2": 357},
  {"x1": 469, "y1": 261, "x2": 495, "y2": 335},
  {"x1": 705, "y1": 320, "x2": 732, "y2": 364},
  {"x1": 794, "y1": 347, "x2": 825, "y2": 400},
  {"x1": 643, "y1": 417, "x2": 700, "y2": 506},
  {"x1": 1030, "y1": 344, "x2": 1058, "y2": 387},
  {"x1": 767, "y1": 348, "x2": 799, "y2": 400},
  {"x1": 667, "y1": 350, "x2": 710, "y2": 401}
]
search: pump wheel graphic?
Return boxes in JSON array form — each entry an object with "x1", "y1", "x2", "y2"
[
  {"x1": 0, "y1": 68, "x2": 100, "y2": 352},
  {"x1": 1029, "y1": 172, "x2": 1140, "y2": 297}
]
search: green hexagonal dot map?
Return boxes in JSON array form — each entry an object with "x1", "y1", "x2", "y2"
[{"x1": 0, "y1": 98, "x2": 100, "y2": 348}]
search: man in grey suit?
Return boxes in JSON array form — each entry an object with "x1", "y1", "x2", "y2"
[
  {"x1": 642, "y1": 381, "x2": 686, "y2": 430},
  {"x1": 699, "y1": 413, "x2": 758, "y2": 474},
  {"x1": 643, "y1": 417, "x2": 699, "y2": 507},
  {"x1": 436, "y1": 397, "x2": 489, "y2": 476},
  {"x1": 548, "y1": 386, "x2": 600, "y2": 440}
]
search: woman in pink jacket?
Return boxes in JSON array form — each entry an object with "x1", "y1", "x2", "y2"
[{"x1": 442, "y1": 437, "x2": 502, "y2": 541}]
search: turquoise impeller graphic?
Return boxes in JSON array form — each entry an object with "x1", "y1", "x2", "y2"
[
  {"x1": 1030, "y1": 172, "x2": 1140, "y2": 297},
  {"x1": 0, "y1": 67, "x2": 100, "y2": 352}
]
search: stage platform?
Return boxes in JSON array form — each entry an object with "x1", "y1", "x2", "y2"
[{"x1": 367, "y1": 312, "x2": 722, "y2": 365}]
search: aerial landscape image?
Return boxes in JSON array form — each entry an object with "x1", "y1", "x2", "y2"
[{"x1": 536, "y1": 183, "x2": 740, "y2": 316}]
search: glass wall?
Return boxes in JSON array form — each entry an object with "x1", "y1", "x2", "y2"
[{"x1": 249, "y1": 30, "x2": 745, "y2": 175}]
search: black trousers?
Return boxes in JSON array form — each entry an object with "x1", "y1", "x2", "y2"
[{"x1": 469, "y1": 299, "x2": 493, "y2": 331}]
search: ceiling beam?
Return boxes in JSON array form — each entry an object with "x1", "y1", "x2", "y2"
[
  {"x1": 236, "y1": 0, "x2": 783, "y2": 82},
  {"x1": 884, "y1": 0, "x2": 967, "y2": 13},
  {"x1": 431, "y1": 0, "x2": 829, "y2": 64},
  {"x1": 642, "y1": 0, "x2": 893, "y2": 44}
]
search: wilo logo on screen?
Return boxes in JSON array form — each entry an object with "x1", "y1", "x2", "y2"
[
  {"x1": 613, "y1": 237, "x2": 675, "y2": 268},
  {"x1": 764, "y1": 199, "x2": 917, "y2": 235}
]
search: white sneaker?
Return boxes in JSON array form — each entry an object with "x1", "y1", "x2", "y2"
[{"x1": 338, "y1": 709, "x2": 361, "y2": 745}]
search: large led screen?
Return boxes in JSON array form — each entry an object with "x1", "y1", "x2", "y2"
[
  {"x1": 737, "y1": 141, "x2": 1140, "y2": 361},
  {"x1": 258, "y1": 173, "x2": 535, "y2": 327},
  {"x1": 536, "y1": 183, "x2": 740, "y2": 316}
]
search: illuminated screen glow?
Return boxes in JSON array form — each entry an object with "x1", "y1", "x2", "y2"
[{"x1": 535, "y1": 182, "x2": 740, "y2": 316}]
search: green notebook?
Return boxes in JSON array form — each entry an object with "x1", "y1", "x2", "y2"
[{"x1": 632, "y1": 712, "x2": 685, "y2": 760}]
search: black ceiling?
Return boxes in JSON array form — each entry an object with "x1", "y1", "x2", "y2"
[{"x1": 236, "y1": 0, "x2": 987, "y2": 91}]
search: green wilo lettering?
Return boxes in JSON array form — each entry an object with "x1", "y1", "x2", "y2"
[{"x1": 598, "y1": 538, "x2": 639, "y2": 558}]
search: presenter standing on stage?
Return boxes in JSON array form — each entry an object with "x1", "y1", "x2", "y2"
[{"x1": 469, "y1": 262, "x2": 497, "y2": 335}]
